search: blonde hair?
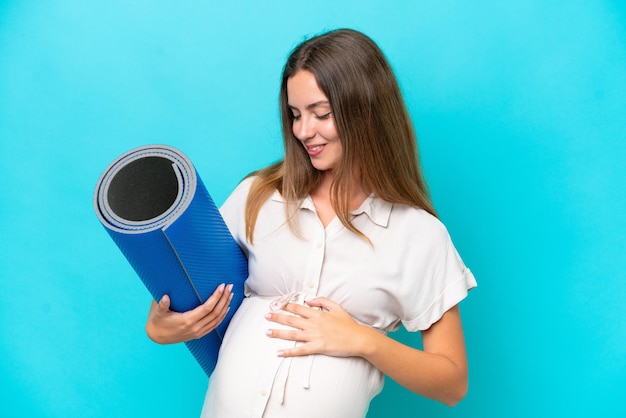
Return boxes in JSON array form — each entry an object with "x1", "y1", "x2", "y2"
[{"x1": 245, "y1": 28, "x2": 436, "y2": 243}]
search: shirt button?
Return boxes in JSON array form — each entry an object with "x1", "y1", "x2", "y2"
[
  {"x1": 260, "y1": 389, "x2": 267, "y2": 396},
  {"x1": 307, "y1": 282, "x2": 315, "y2": 289},
  {"x1": 316, "y1": 242, "x2": 323, "y2": 249}
]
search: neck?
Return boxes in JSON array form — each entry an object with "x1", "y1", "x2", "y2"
[{"x1": 312, "y1": 171, "x2": 370, "y2": 211}]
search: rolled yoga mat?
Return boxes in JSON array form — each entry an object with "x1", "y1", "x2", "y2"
[{"x1": 93, "y1": 144, "x2": 247, "y2": 376}]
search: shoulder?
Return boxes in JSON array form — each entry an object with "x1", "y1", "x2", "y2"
[
  {"x1": 383, "y1": 203, "x2": 457, "y2": 260},
  {"x1": 390, "y1": 204, "x2": 449, "y2": 238},
  {"x1": 218, "y1": 176, "x2": 259, "y2": 243}
]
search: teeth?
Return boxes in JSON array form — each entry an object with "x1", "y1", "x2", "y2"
[{"x1": 309, "y1": 145, "x2": 322, "y2": 151}]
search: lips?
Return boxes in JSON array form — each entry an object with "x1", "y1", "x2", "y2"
[{"x1": 306, "y1": 144, "x2": 325, "y2": 157}]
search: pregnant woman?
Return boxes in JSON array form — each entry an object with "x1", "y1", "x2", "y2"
[{"x1": 146, "y1": 28, "x2": 477, "y2": 418}]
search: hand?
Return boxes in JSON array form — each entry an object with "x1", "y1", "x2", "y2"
[
  {"x1": 146, "y1": 283, "x2": 233, "y2": 344},
  {"x1": 264, "y1": 297, "x2": 371, "y2": 358}
]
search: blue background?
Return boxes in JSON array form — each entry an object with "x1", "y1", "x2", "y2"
[{"x1": 1, "y1": 1, "x2": 625, "y2": 417}]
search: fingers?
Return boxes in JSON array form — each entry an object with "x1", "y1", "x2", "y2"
[
  {"x1": 264, "y1": 298, "x2": 362, "y2": 358},
  {"x1": 189, "y1": 284, "x2": 234, "y2": 335},
  {"x1": 278, "y1": 302, "x2": 323, "y2": 319},
  {"x1": 277, "y1": 345, "x2": 313, "y2": 358},
  {"x1": 199, "y1": 284, "x2": 233, "y2": 318},
  {"x1": 157, "y1": 294, "x2": 171, "y2": 312},
  {"x1": 266, "y1": 327, "x2": 319, "y2": 358},
  {"x1": 264, "y1": 300, "x2": 326, "y2": 334},
  {"x1": 204, "y1": 283, "x2": 232, "y2": 308},
  {"x1": 266, "y1": 327, "x2": 304, "y2": 341},
  {"x1": 304, "y1": 297, "x2": 335, "y2": 311},
  {"x1": 212, "y1": 284, "x2": 234, "y2": 311},
  {"x1": 148, "y1": 284, "x2": 235, "y2": 341},
  {"x1": 201, "y1": 305, "x2": 231, "y2": 334},
  {"x1": 154, "y1": 285, "x2": 231, "y2": 319}
]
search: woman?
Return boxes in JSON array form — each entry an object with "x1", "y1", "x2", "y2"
[{"x1": 146, "y1": 28, "x2": 477, "y2": 417}]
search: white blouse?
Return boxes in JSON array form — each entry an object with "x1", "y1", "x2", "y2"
[{"x1": 201, "y1": 177, "x2": 477, "y2": 418}]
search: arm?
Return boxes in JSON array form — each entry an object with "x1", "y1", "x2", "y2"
[
  {"x1": 359, "y1": 305, "x2": 468, "y2": 406},
  {"x1": 146, "y1": 283, "x2": 234, "y2": 344},
  {"x1": 265, "y1": 298, "x2": 468, "y2": 406}
]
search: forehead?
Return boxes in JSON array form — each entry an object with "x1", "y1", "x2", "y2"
[{"x1": 286, "y1": 70, "x2": 329, "y2": 107}]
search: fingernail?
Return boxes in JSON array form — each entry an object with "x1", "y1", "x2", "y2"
[
  {"x1": 265, "y1": 329, "x2": 272, "y2": 336},
  {"x1": 276, "y1": 350, "x2": 285, "y2": 357},
  {"x1": 227, "y1": 284, "x2": 234, "y2": 292},
  {"x1": 218, "y1": 283, "x2": 225, "y2": 291},
  {"x1": 264, "y1": 313, "x2": 271, "y2": 319}
]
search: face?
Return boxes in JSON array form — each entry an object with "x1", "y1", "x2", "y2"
[{"x1": 287, "y1": 70, "x2": 342, "y2": 175}]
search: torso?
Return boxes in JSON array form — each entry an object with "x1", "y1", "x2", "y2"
[{"x1": 201, "y1": 177, "x2": 475, "y2": 418}]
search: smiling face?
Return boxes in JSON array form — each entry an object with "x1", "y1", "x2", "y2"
[{"x1": 287, "y1": 70, "x2": 343, "y2": 176}]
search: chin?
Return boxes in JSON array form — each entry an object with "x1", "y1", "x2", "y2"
[
  {"x1": 313, "y1": 165, "x2": 336, "y2": 174},
  {"x1": 310, "y1": 160, "x2": 338, "y2": 173}
]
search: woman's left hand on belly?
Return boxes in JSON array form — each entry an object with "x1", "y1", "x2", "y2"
[{"x1": 264, "y1": 297, "x2": 375, "y2": 358}]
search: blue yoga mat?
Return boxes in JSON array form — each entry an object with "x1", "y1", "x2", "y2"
[{"x1": 93, "y1": 144, "x2": 247, "y2": 376}]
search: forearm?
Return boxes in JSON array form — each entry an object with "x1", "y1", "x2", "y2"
[{"x1": 359, "y1": 326, "x2": 467, "y2": 406}]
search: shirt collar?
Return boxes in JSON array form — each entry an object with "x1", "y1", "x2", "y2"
[
  {"x1": 353, "y1": 195, "x2": 392, "y2": 227},
  {"x1": 270, "y1": 191, "x2": 392, "y2": 228}
]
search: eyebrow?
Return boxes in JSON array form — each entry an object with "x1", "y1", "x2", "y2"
[{"x1": 288, "y1": 100, "x2": 331, "y2": 111}]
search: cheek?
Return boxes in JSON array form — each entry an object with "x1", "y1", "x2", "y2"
[{"x1": 321, "y1": 123, "x2": 340, "y2": 141}]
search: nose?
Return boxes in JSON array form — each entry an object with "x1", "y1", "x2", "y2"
[{"x1": 293, "y1": 115, "x2": 315, "y2": 141}]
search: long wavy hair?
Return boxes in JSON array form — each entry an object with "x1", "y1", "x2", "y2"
[{"x1": 245, "y1": 28, "x2": 436, "y2": 243}]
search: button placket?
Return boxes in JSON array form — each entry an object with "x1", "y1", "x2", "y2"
[{"x1": 303, "y1": 232, "x2": 324, "y2": 296}]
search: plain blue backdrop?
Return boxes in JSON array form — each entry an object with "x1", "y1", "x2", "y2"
[{"x1": 1, "y1": 1, "x2": 625, "y2": 417}]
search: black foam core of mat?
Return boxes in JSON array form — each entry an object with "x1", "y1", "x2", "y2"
[{"x1": 107, "y1": 156, "x2": 179, "y2": 222}]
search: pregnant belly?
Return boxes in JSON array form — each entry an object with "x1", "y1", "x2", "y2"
[{"x1": 201, "y1": 296, "x2": 384, "y2": 418}]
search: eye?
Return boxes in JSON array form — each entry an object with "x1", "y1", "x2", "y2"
[
  {"x1": 316, "y1": 112, "x2": 332, "y2": 120},
  {"x1": 291, "y1": 113, "x2": 301, "y2": 121}
]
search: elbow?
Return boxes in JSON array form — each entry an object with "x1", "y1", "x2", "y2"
[
  {"x1": 443, "y1": 391, "x2": 466, "y2": 407},
  {"x1": 441, "y1": 379, "x2": 468, "y2": 407},
  {"x1": 417, "y1": 375, "x2": 468, "y2": 406},
  {"x1": 442, "y1": 359, "x2": 469, "y2": 406}
]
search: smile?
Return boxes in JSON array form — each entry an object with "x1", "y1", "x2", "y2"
[{"x1": 306, "y1": 144, "x2": 325, "y2": 156}]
